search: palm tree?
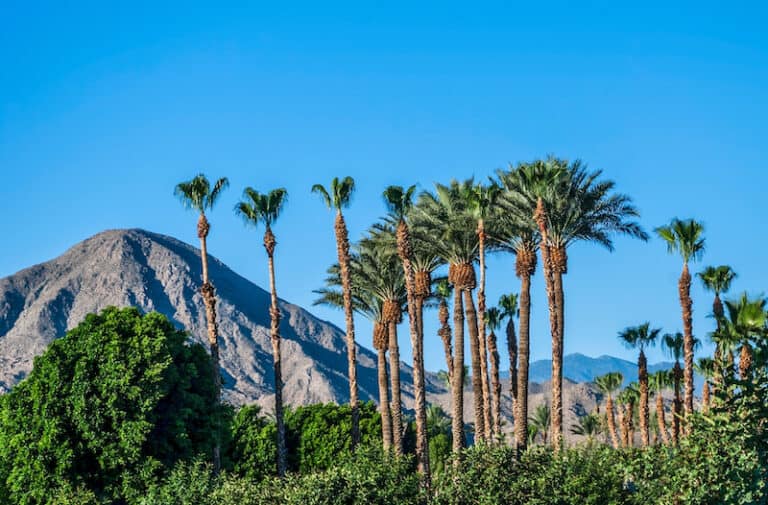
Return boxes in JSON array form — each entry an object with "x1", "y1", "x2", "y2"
[
  {"x1": 594, "y1": 371, "x2": 623, "y2": 449},
  {"x1": 235, "y1": 187, "x2": 289, "y2": 476},
  {"x1": 495, "y1": 168, "x2": 542, "y2": 452},
  {"x1": 698, "y1": 265, "x2": 737, "y2": 386},
  {"x1": 544, "y1": 159, "x2": 648, "y2": 450},
  {"x1": 174, "y1": 173, "x2": 229, "y2": 472},
  {"x1": 312, "y1": 176, "x2": 360, "y2": 449},
  {"x1": 498, "y1": 294, "x2": 519, "y2": 424},
  {"x1": 618, "y1": 383, "x2": 639, "y2": 448},
  {"x1": 411, "y1": 180, "x2": 483, "y2": 451},
  {"x1": 649, "y1": 370, "x2": 671, "y2": 445},
  {"x1": 470, "y1": 181, "x2": 502, "y2": 441},
  {"x1": 570, "y1": 413, "x2": 602, "y2": 442},
  {"x1": 720, "y1": 293, "x2": 768, "y2": 381},
  {"x1": 656, "y1": 218, "x2": 705, "y2": 419},
  {"x1": 695, "y1": 357, "x2": 715, "y2": 413},
  {"x1": 618, "y1": 323, "x2": 661, "y2": 447},
  {"x1": 662, "y1": 332, "x2": 685, "y2": 445},
  {"x1": 434, "y1": 280, "x2": 454, "y2": 386},
  {"x1": 383, "y1": 185, "x2": 430, "y2": 481},
  {"x1": 485, "y1": 306, "x2": 503, "y2": 439},
  {"x1": 529, "y1": 403, "x2": 551, "y2": 445}
]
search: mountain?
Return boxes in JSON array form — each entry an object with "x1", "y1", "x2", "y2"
[{"x1": 0, "y1": 229, "x2": 441, "y2": 408}]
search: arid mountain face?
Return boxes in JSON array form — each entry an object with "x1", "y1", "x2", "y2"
[{"x1": 0, "y1": 229, "x2": 439, "y2": 409}]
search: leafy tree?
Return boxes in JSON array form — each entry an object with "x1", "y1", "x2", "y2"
[{"x1": 0, "y1": 307, "x2": 221, "y2": 504}]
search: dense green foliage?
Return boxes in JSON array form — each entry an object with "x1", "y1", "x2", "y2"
[{"x1": 0, "y1": 307, "x2": 222, "y2": 504}]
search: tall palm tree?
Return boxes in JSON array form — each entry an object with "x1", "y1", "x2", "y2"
[
  {"x1": 412, "y1": 180, "x2": 483, "y2": 451},
  {"x1": 382, "y1": 185, "x2": 430, "y2": 482},
  {"x1": 649, "y1": 370, "x2": 671, "y2": 445},
  {"x1": 656, "y1": 218, "x2": 705, "y2": 419},
  {"x1": 434, "y1": 280, "x2": 454, "y2": 386},
  {"x1": 594, "y1": 371, "x2": 623, "y2": 449},
  {"x1": 662, "y1": 332, "x2": 685, "y2": 445},
  {"x1": 498, "y1": 293, "x2": 519, "y2": 419},
  {"x1": 235, "y1": 187, "x2": 289, "y2": 476},
  {"x1": 470, "y1": 181, "x2": 502, "y2": 441},
  {"x1": 312, "y1": 176, "x2": 360, "y2": 449},
  {"x1": 495, "y1": 168, "x2": 542, "y2": 452},
  {"x1": 543, "y1": 159, "x2": 648, "y2": 450},
  {"x1": 529, "y1": 403, "x2": 551, "y2": 445},
  {"x1": 484, "y1": 306, "x2": 503, "y2": 439},
  {"x1": 618, "y1": 323, "x2": 661, "y2": 447},
  {"x1": 174, "y1": 173, "x2": 228, "y2": 472},
  {"x1": 695, "y1": 358, "x2": 715, "y2": 413},
  {"x1": 698, "y1": 265, "x2": 737, "y2": 386}
]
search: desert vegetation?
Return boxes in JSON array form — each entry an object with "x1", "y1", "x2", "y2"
[{"x1": 0, "y1": 158, "x2": 766, "y2": 504}]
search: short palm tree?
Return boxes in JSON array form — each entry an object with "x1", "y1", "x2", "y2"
[
  {"x1": 235, "y1": 187, "x2": 288, "y2": 476},
  {"x1": 485, "y1": 306, "x2": 503, "y2": 439},
  {"x1": 312, "y1": 176, "x2": 360, "y2": 449},
  {"x1": 656, "y1": 218, "x2": 705, "y2": 419},
  {"x1": 498, "y1": 293, "x2": 519, "y2": 441},
  {"x1": 174, "y1": 173, "x2": 228, "y2": 472},
  {"x1": 470, "y1": 181, "x2": 502, "y2": 441},
  {"x1": 695, "y1": 357, "x2": 715, "y2": 413},
  {"x1": 662, "y1": 332, "x2": 685, "y2": 444},
  {"x1": 570, "y1": 413, "x2": 602, "y2": 442},
  {"x1": 649, "y1": 370, "x2": 671, "y2": 445},
  {"x1": 594, "y1": 371, "x2": 623, "y2": 448},
  {"x1": 618, "y1": 383, "x2": 639, "y2": 448},
  {"x1": 529, "y1": 403, "x2": 551, "y2": 445},
  {"x1": 382, "y1": 185, "x2": 430, "y2": 481},
  {"x1": 698, "y1": 265, "x2": 737, "y2": 386},
  {"x1": 618, "y1": 322, "x2": 661, "y2": 447},
  {"x1": 434, "y1": 279, "x2": 454, "y2": 386},
  {"x1": 721, "y1": 293, "x2": 767, "y2": 381}
]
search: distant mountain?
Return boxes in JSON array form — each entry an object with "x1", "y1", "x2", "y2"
[
  {"x1": 0, "y1": 229, "x2": 441, "y2": 408},
  {"x1": 502, "y1": 353, "x2": 704, "y2": 389}
]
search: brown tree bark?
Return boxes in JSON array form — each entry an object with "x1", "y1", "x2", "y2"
[
  {"x1": 740, "y1": 344, "x2": 753, "y2": 381},
  {"x1": 438, "y1": 298, "x2": 454, "y2": 384},
  {"x1": 488, "y1": 330, "x2": 502, "y2": 441},
  {"x1": 387, "y1": 317, "x2": 404, "y2": 456},
  {"x1": 671, "y1": 362, "x2": 682, "y2": 445},
  {"x1": 606, "y1": 395, "x2": 620, "y2": 449},
  {"x1": 451, "y1": 287, "x2": 466, "y2": 456},
  {"x1": 656, "y1": 394, "x2": 669, "y2": 445},
  {"x1": 335, "y1": 212, "x2": 360, "y2": 449},
  {"x1": 679, "y1": 263, "x2": 695, "y2": 421},
  {"x1": 514, "y1": 248, "x2": 535, "y2": 451},
  {"x1": 464, "y1": 288, "x2": 486, "y2": 444},
  {"x1": 702, "y1": 382, "x2": 710, "y2": 414},
  {"x1": 373, "y1": 324, "x2": 392, "y2": 452},
  {"x1": 264, "y1": 226, "x2": 286, "y2": 477},
  {"x1": 638, "y1": 350, "x2": 650, "y2": 447},
  {"x1": 197, "y1": 213, "x2": 221, "y2": 473},
  {"x1": 476, "y1": 221, "x2": 492, "y2": 441}
]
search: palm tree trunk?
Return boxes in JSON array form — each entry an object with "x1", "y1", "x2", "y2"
[
  {"x1": 476, "y1": 222, "x2": 492, "y2": 442},
  {"x1": 515, "y1": 271, "x2": 532, "y2": 451},
  {"x1": 656, "y1": 394, "x2": 669, "y2": 445},
  {"x1": 606, "y1": 395, "x2": 619, "y2": 449},
  {"x1": 551, "y1": 269, "x2": 565, "y2": 451},
  {"x1": 739, "y1": 343, "x2": 753, "y2": 381},
  {"x1": 388, "y1": 319, "x2": 404, "y2": 456},
  {"x1": 335, "y1": 211, "x2": 360, "y2": 449},
  {"x1": 377, "y1": 346, "x2": 393, "y2": 452},
  {"x1": 713, "y1": 294, "x2": 724, "y2": 389},
  {"x1": 488, "y1": 330, "x2": 501, "y2": 441},
  {"x1": 672, "y1": 362, "x2": 682, "y2": 445},
  {"x1": 679, "y1": 263, "x2": 695, "y2": 420},
  {"x1": 627, "y1": 401, "x2": 635, "y2": 447},
  {"x1": 438, "y1": 299, "x2": 454, "y2": 384},
  {"x1": 197, "y1": 214, "x2": 221, "y2": 473},
  {"x1": 396, "y1": 222, "x2": 430, "y2": 482},
  {"x1": 534, "y1": 198, "x2": 562, "y2": 450},
  {"x1": 702, "y1": 382, "x2": 710, "y2": 413},
  {"x1": 265, "y1": 237, "x2": 287, "y2": 477},
  {"x1": 451, "y1": 287, "x2": 466, "y2": 455},
  {"x1": 507, "y1": 319, "x2": 518, "y2": 410},
  {"x1": 638, "y1": 350, "x2": 649, "y2": 447},
  {"x1": 464, "y1": 288, "x2": 486, "y2": 444},
  {"x1": 618, "y1": 405, "x2": 627, "y2": 447}
]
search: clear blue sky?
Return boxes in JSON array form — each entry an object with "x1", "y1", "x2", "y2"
[{"x1": 1, "y1": 1, "x2": 766, "y2": 372}]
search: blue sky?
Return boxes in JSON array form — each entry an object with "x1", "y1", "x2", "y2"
[{"x1": 1, "y1": 1, "x2": 766, "y2": 372}]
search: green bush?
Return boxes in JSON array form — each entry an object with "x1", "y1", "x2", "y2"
[{"x1": 0, "y1": 307, "x2": 223, "y2": 504}]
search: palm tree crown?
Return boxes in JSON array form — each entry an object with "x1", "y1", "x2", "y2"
[
  {"x1": 235, "y1": 187, "x2": 288, "y2": 229},
  {"x1": 175, "y1": 174, "x2": 229, "y2": 213},
  {"x1": 618, "y1": 322, "x2": 661, "y2": 352},
  {"x1": 698, "y1": 265, "x2": 737, "y2": 297},
  {"x1": 655, "y1": 218, "x2": 706, "y2": 264},
  {"x1": 312, "y1": 176, "x2": 356, "y2": 211}
]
